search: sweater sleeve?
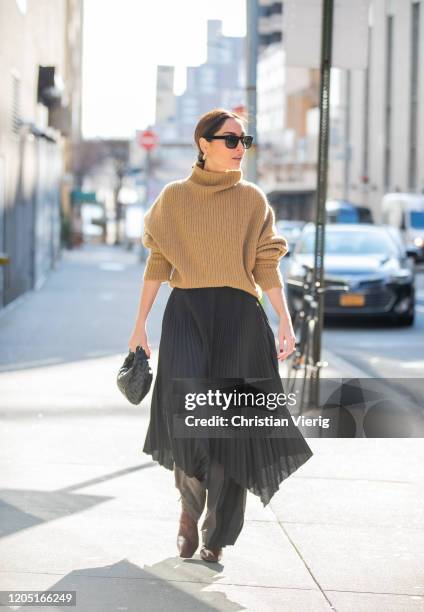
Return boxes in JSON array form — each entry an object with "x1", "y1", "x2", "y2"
[
  {"x1": 141, "y1": 188, "x2": 173, "y2": 282},
  {"x1": 142, "y1": 230, "x2": 173, "y2": 281},
  {"x1": 252, "y1": 201, "x2": 289, "y2": 291}
]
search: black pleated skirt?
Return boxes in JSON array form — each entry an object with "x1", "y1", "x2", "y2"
[{"x1": 142, "y1": 286, "x2": 313, "y2": 506}]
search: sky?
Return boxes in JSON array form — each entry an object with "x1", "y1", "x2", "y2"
[{"x1": 82, "y1": 0, "x2": 246, "y2": 139}]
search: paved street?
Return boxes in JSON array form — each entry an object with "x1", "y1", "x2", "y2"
[
  {"x1": 0, "y1": 244, "x2": 423, "y2": 612},
  {"x1": 277, "y1": 260, "x2": 424, "y2": 378},
  {"x1": 274, "y1": 260, "x2": 424, "y2": 426},
  {"x1": 321, "y1": 265, "x2": 424, "y2": 379}
]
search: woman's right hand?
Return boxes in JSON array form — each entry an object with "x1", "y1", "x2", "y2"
[{"x1": 128, "y1": 324, "x2": 151, "y2": 357}]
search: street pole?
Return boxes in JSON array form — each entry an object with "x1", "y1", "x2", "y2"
[
  {"x1": 311, "y1": 0, "x2": 334, "y2": 409},
  {"x1": 343, "y1": 69, "x2": 352, "y2": 201},
  {"x1": 246, "y1": 0, "x2": 258, "y2": 183},
  {"x1": 114, "y1": 159, "x2": 125, "y2": 246},
  {"x1": 145, "y1": 149, "x2": 151, "y2": 206}
]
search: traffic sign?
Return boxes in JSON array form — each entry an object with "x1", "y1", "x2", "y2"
[{"x1": 137, "y1": 129, "x2": 158, "y2": 151}]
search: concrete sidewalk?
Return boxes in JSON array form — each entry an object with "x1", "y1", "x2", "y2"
[{"x1": 0, "y1": 244, "x2": 423, "y2": 612}]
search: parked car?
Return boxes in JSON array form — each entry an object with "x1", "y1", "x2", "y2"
[
  {"x1": 275, "y1": 220, "x2": 306, "y2": 256},
  {"x1": 287, "y1": 223, "x2": 415, "y2": 326},
  {"x1": 381, "y1": 193, "x2": 424, "y2": 262},
  {"x1": 382, "y1": 225, "x2": 419, "y2": 262},
  {"x1": 326, "y1": 199, "x2": 374, "y2": 224}
]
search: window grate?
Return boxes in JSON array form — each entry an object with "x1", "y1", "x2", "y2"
[{"x1": 11, "y1": 73, "x2": 21, "y2": 135}]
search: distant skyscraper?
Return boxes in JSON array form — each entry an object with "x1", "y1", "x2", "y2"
[{"x1": 155, "y1": 19, "x2": 246, "y2": 143}]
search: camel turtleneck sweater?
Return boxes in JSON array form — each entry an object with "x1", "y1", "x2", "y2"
[{"x1": 142, "y1": 161, "x2": 288, "y2": 300}]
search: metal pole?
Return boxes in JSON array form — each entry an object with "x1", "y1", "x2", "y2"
[
  {"x1": 311, "y1": 0, "x2": 334, "y2": 408},
  {"x1": 145, "y1": 150, "x2": 151, "y2": 205},
  {"x1": 343, "y1": 70, "x2": 351, "y2": 201},
  {"x1": 246, "y1": 0, "x2": 258, "y2": 183}
]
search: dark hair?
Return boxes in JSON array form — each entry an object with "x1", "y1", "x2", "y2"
[{"x1": 194, "y1": 108, "x2": 249, "y2": 168}]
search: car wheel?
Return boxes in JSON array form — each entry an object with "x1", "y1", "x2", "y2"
[
  {"x1": 390, "y1": 309, "x2": 415, "y2": 327},
  {"x1": 398, "y1": 311, "x2": 415, "y2": 326}
]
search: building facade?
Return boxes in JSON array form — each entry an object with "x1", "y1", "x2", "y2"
[
  {"x1": 256, "y1": 0, "x2": 424, "y2": 223},
  {"x1": 329, "y1": 0, "x2": 424, "y2": 222},
  {"x1": 257, "y1": 0, "x2": 320, "y2": 220},
  {"x1": 154, "y1": 20, "x2": 246, "y2": 146},
  {"x1": 0, "y1": 0, "x2": 82, "y2": 308}
]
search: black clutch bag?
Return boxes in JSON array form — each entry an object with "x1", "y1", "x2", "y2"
[{"x1": 117, "y1": 345, "x2": 153, "y2": 405}]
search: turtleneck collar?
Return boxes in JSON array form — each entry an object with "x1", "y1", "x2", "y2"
[{"x1": 187, "y1": 160, "x2": 243, "y2": 193}]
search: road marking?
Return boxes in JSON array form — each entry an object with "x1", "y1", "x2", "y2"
[
  {"x1": 99, "y1": 292, "x2": 116, "y2": 301},
  {"x1": 98, "y1": 262, "x2": 126, "y2": 271},
  {"x1": 399, "y1": 361, "x2": 424, "y2": 368}
]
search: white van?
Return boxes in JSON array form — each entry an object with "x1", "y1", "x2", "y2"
[{"x1": 381, "y1": 193, "x2": 424, "y2": 261}]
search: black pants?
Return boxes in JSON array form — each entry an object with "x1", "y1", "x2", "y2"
[{"x1": 174, "y1": 461, "x2": 247, "y2": 549}]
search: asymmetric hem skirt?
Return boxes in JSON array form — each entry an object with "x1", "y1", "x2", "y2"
[{"x1": 142, "y1": 286, "x2": 313, "y2": 506}]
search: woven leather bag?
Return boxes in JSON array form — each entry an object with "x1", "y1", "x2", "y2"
[{"x1": 116, "y1": 345, "x2": 153, "y2": 405}]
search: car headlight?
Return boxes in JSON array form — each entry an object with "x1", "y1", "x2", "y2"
[
  {"x1": 388, "y1": 269, "x2": 414, "y2": 284},
  {"x1": 414, "y1": 237, "x2": 424, "y2": 248}
]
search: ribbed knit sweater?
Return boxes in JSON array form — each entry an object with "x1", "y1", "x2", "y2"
[{"x1": 141, "y1": 160, "x2": 288, "y2": 300}]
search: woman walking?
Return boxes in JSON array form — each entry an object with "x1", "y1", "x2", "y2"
[{"x1": 128, "y1": 108, "x2": 313, "y2": 563}]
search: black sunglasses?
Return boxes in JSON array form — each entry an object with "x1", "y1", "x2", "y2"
[{"x1": 204, "y1": 134, "x2": 254, "y2": 149}]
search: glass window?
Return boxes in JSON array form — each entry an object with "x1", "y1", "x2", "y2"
[
  {"x1": 338, "y1": 209, "x2": 359, "y2": 223},
  {"x1": 298, "y1": 230, "x2": 399, "y2": 256},
  {"x1": 410, "y1": 211, "x2": 424, "y2": 229}
]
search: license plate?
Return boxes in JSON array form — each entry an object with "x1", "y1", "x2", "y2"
[{"x1": 339, "y1": 293, "x2": 365, "y2": 306}]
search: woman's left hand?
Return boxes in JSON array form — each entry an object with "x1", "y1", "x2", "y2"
[{"x1": 277, "y1": 317, "x2": 296, "y2": 361}]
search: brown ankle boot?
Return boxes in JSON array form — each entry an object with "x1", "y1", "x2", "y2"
[
  {"x1": 177, "y1": 509, "x2": 199, "y2": 558},
  {"x1": 200, "y1": 545, "x2": 223, "y2": 563}
]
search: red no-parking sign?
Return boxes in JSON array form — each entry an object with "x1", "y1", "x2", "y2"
[{"x1": 137, "y1": 129, "x2": 158, "y2": 151}]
